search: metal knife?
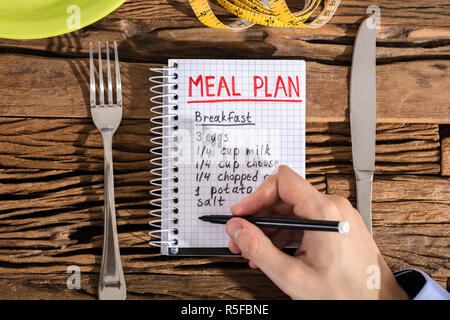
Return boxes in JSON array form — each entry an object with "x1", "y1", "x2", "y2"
[{"x1": 350, "y1": 15, "x2": 377, "y2": 234}]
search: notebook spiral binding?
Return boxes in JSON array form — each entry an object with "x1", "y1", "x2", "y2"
[{"x1": 148, "y1": 64, "x2": 179, "y2": 254}]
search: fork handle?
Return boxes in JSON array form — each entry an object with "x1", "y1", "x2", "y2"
[{"x1": 98, "y1": 131, "x2": 126, "y2": 300}]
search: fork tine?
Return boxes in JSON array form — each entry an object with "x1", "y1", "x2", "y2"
[
  {"x1": 106, "y1": 42, "x2": 113, "y2": 105},
  {"x1": 114, "y1": 41, "x2": 122, "y2": 106},
  {"x1": 89, "y1": 43, "x2": 96, "y2": 107},
  {"x1": 98, "y1": 42, "x2": 105, "y2": 106}
]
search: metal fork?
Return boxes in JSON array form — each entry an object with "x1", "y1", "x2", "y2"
[{"x1": 89, "y1": 41, "x2": 126, "y2": 300}]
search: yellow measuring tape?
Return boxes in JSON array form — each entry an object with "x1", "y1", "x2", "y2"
[{"x1": 188, "y1": 0, "x2": 341, "y2": 29}]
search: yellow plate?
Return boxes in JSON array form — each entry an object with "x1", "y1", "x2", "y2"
[{"x1": 0, "y1": 0, "x2": 126, "y2": 39}]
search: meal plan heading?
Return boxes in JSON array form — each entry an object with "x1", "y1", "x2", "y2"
[{"x1": 188, "y1": 75, "x2": 302, "y2": 99}]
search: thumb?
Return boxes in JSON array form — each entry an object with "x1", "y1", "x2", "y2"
[{"x1": 226, "y1": 217, "x2": 302, "y2": 290}]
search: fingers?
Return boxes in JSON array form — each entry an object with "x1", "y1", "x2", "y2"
[
  {"x1": 231, "y1": 173, "x2": 279, "y2": 216},
  {"x1": 269, "y1": 229, "x2": 304, "y2": 250},
  {"x1": 226, "y1": 217, "x2": 304, "y2": 292},
  {"x1": 271, "y1": 200, "x2": 294, "y2": 216},
  {"x1": 228, "y1": 239, "x2": 240, "y2": 254},
  {"x1": 232, "y1": 165, "x2": 338, "y2": 220},
  {"x1": 230, "y1": 228, "x2": 304, "y2": 266}
]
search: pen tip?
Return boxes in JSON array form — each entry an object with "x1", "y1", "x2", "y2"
[{"x1": 198, "y1": 216, "x2": 207, "y2": 222}]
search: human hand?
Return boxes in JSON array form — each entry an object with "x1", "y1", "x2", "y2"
[{"x1": 226, "y1": 165, "x2": 408, "y2": 300}]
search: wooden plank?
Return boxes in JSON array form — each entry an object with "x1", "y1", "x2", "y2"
[
  {"x1": 0, "y1": 171, "x2": 448, "y2": 283},
  {"x1": 326, "y1": 174, "x2": 450, "y2": 286},
  {"x1": 0, "y1": 19, "x2": 448, "y2": 63},
  {"x1": 306, "y1": 122, "x2": 440, "y2": 174},
  {"x1": 441, "y1": 125, "x2": 450, "y2": 175},
  {"x1": 377, "y1": 224, "x2": 449, "y2": 287},
  {"x1": 0, "y1": 55, "x2": 449, "y2": 123},
  {"x1": 109, "y1": 0, "x2": 450, "y2": 27},
  {"x1": 0, "y1": 168, "x2": 323, "y2": 252},
  {"x1": 0, "y1": 118, "x2": 440, "y2": 174},
  {"x1": 0, "y1": 167, "x2": 322, "y2": 231},
  {"x1": 442, "y1": 137, "x2": 450, "y2": 175},
  {"x1": 326, "y1": 174, "x2": 449, "y2": 202},
  {"x1": 0, "y1": 56, "x2": 151, "y2": 120},
  {"x1": 0, "y1": 273, "x2": 287, "y2": 299},
  {"x1": 0, "y1": 118, "x2": 150, "y2": 171}
]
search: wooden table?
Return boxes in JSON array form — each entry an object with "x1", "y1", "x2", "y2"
[{"x1": 0, "y1": 0, "x2": 449, "y2": 299}]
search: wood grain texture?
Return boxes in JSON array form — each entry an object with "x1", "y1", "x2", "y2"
[
  {"x1": 0, "y1": 273, "x2": 288, "y2": 300},
  {"x1": 326, "y1": 174, "x2": 450, "y2": 285},
  {"x1": 0, "y1": 118, "x2": 440, "y2": 174},
  {"x1": 306, "y1": 122, "x2": 440, "y2": 174},
  {"x1": 110, "y1": 1, "x2": 450, "y2": 27},
  {"x1": 441, "y1": 127, "x2": 450, "y2": 175},
  {"x1": 0, "y1": 55, "x2": 449, "y2": 123},
  {"x1": 0, "y1": 0, "x2": 448, "y2": 299},
  {"x1": 0, "y1": 168, "x2": 448, "y2": 294},
  {"x1": 1, "y1": 19, "x2": 449, "y2": 63}
]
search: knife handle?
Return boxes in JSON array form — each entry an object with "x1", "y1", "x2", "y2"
[{"x1": 355, "y1": 170, "x2": 373, "y2": 235}]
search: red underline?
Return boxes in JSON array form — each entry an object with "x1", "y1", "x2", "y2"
[{"x1": 187, "y1": 99, "x2": 302, "y2": 104}]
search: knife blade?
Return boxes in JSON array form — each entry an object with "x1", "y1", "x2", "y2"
[{"x1": 350, "y1": 15, "x2": 377, "y2": 234}]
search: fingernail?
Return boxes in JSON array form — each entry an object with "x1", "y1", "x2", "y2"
[
  {"x1": 269, "y1": 166, "x2": 279, "y2": 175},
  {"x1": 231, "y1": 200, "x2": 245, "y2": 214},
  {"x1": 227, "y1": 220, "x2": 242, "y2": 240}
]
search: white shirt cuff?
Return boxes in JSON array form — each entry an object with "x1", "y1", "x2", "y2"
[{"x1": 394, "y1": 268, "x2": 450, "y2": 300}]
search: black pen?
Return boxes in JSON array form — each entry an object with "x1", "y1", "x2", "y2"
[{"x1": 199, "y1": 215, "x2": 350, "y2": 234}]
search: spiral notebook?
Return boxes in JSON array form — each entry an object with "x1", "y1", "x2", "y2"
[{"x1": 149, "y1": 59, "x2": 306, "y2": 256}]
